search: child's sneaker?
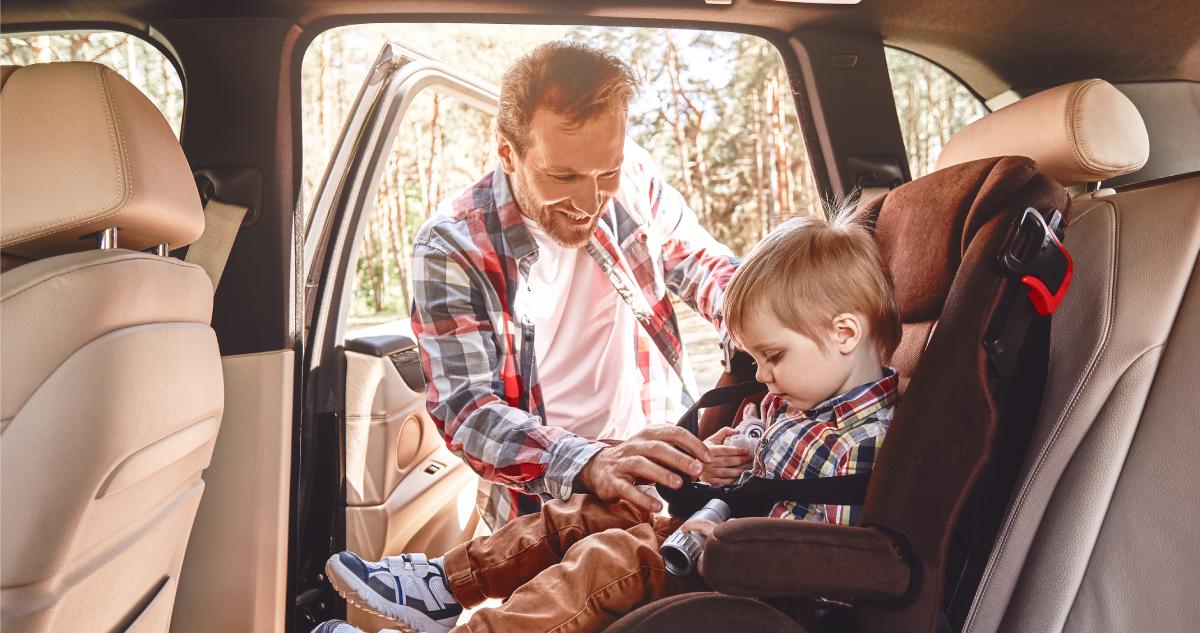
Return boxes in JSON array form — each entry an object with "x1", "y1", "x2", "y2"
[
  {"x1": 310, "y1": 620, "x2": 399, "y2": 633},
  {"x1": 325, "y1": 551, "x2": 462, "y2": 633}
]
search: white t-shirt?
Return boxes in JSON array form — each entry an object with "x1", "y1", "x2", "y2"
[{"x1": 519, "y1": 218, "x2": 648, "y2": 441}]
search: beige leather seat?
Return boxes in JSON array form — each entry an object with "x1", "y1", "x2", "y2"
[
  {"x1": 931, "y1": 79, "x2": 1200, "y2": 632},
  {"x1": 1, "y1": 62, "x2": 224, "y2": 632}
]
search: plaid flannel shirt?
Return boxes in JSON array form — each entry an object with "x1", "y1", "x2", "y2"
[
  {"x1": 749, "y1": 367, "x2": 899, "y2": 525},
  {"x1": 411, "y1": 140, "x2": 738, "y2": 529}
]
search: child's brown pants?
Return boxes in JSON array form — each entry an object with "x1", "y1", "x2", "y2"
[{"x1": 441, "y1": 493, "x2": 709, "y2": 632}]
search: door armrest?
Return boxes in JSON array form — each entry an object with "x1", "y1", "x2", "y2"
[
  {"x1": 345, "y1": 334, "x2": 417, "y2": 357},
  {"x1": 345, "y1": 335, "x2": 424, "y2": 391}
]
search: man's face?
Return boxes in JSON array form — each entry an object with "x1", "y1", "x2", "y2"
[{"x1": 499, "y1": 108, "x2": 626, "y2": 248}]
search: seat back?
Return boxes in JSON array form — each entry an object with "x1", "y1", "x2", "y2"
[
  {"x1": 853, "y1": 79, "x2": 1152, "y2": 633},
  {"x1": 920, "y1": 79, "x2": 1200, "y2": 633},
  {"x1": 1, "y1": 62, "x2": 222, "y2": 633},
  {"x1": 963, "y1": 170, "x2": 1200, "y2": 632}
]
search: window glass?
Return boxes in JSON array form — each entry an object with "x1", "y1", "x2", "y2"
[
  {"x1": 303, "y1": 24, "x2": 820, "y2": 388},
  {"x1": 885, "y1": 47, "x2": 987, "y2": 178},
  {"x1": 0, "y1": 30, "x2": 184, "y2": 137}
]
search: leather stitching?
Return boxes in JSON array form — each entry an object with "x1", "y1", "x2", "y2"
[
  {"x1": 1, "y1": 251, "x2": 205, "y2": 302},
  {"x1": 1069, "y1": 80, "x2": 1099, "y2": 172},
  {"x1": 1, "y1": 66, "x2": 130, "y2": 246},
  {"x1": 1070, "y1": 79, "x2": 1143, "y2": 175}
]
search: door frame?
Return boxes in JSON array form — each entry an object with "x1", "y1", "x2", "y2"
[{"x1": 293, "y1": 42, "x2": 498, "y2": 627}]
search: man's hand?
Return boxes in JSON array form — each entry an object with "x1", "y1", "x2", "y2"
[
  {"x1": 698, "y1": 427, "x2": 753, "y2": 486},
  {"x1": 577, "y1": 426, "x2": 712, "y2": 514}
]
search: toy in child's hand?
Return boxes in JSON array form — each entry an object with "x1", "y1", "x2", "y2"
[
  {"x1": 660, "y1": 498, "x2": 732, "y2": 576},
  {"x1": 721, "y1": 403, "x2": 765, "y2": 453}
]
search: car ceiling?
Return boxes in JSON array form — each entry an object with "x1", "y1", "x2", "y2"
[{"x1": 3, "y1": 0, "x2": 1198, "y2": 100}]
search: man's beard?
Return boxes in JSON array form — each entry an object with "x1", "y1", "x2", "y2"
[{"x1": 513, "y1": 178, "x2": 601, "y2": 248}]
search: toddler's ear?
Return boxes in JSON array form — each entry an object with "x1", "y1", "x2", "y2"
[{"x1": 831, "y1": 312, "x2": 865, "y2": 354}]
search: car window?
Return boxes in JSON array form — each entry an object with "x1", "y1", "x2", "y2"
[
  {"x1": 885, "y1": 47, "x2": 987, "y2": 178},
  {"x1": 0, "y1": 30, "x2": 184, "y2": 137},
  {"x1": 304, "y1": 24, "x2": 820, "y2": 389}
]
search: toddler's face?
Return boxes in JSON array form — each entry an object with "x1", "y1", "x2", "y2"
[{"x1": 734, "y1": 309, "x2": 855, "y2": 412}]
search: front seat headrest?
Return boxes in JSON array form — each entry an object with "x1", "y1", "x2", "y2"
[
  {"x1": 934, "y1": 79, "x2": 1149, "y2": 187},
  {"x1": 0, "y1": 62, "x2": 203, "y2": 259}
]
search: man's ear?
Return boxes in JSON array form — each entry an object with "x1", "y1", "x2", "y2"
[
  {"x1": 830, "y1": 313, "x2": 864, "y2": 355},
  {"x1": 497, "y1": 130, "x2": 518, "y2": 173}
]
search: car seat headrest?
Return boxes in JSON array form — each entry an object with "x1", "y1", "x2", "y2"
[
  {"x1": 934, "y1": 79, "x2": 1149, "y2": 187},
  {"x1": 872, "y1": 156, "x2": 1049, "y2": 324},
  {"x1": 0, "y1": 62, "x2": 203, "y2": 259}
]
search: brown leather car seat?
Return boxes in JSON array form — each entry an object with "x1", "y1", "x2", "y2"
[
  {"x1": 1, "y1": 62, "x2": 224, "y2": 632},
  {"x1": 607, "y1": 79, "x2": 1149, "y2": 633}
]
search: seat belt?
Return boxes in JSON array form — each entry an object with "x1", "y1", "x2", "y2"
[
  {"x1": 664, "y1": 381, "x2": 872, "y2": 519},
  {"x1": 659, "y1": 469, "x2": 873, "y2": 519},
  {"x1": 185, "y1": 197, "x2": 249, "y2": 291}
]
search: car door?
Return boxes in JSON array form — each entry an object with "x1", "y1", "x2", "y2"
[{"x1": 296, "y1": 43, "x2": 498, "y2": 628}]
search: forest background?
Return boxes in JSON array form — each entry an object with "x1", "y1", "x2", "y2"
[
  {"x1": 1, "y1": 24, "x2": 984, "y2": 385},
  {"x1": 298, "y1": 24, "x2": 985, "y2": 330}
]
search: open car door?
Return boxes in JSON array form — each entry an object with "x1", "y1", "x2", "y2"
[{"x1": 296, "y1": 43, "x2": 498, "y2": 630}]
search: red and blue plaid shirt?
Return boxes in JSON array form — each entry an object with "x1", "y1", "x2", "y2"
[
  {"x1": 411, "y1": 141, "x2": 738, "y2": 528},
  {"x1": 750, "y1": 367, "x2": 899, "y2": 525}
]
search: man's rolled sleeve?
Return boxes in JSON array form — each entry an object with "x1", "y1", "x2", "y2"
[
  {"x1": 542, "y1": 435, "x2": 607, "y2": 501},
  {"x1": 412, "y1": 233, "x2": 605, "y2": 499}
]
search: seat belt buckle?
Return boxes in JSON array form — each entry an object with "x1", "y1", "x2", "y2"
[{"x1": 998, "y1": 208, "x2": 1073, "y2": 316}]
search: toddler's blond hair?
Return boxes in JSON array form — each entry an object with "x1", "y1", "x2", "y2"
[{"x1": 723, "y1": 209, "x2": 901, "y2": 361}]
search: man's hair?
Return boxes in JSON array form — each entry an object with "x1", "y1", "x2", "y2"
[
  {"x1": 723, "y1": 208, "x2": 902, "y2": 362},
  {"x1": 498, "y1": 40, "x2": 638, "y2": 156}
]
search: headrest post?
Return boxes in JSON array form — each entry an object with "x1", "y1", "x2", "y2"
[
  {"x1": 97, "y1": 228, "x2": 118, "y2": 250},
  {"x1": 151, "y1": 243, "x2": 169, "y2": 256},
  {"x1": 0, "y1": 63, "x2": 204, "y2": 259}
]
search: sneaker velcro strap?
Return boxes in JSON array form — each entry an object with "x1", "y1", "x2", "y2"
[{"x1": 386, "y1": 553, "x2": 429, "y2": 577}]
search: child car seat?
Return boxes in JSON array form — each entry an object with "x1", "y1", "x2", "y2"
[
  {"x1": 607, "y1": 78, "x2": 1149, "y2": 633},
  {"x1": 614, "y1": 155, "x2": 1071, "y2": 633}
]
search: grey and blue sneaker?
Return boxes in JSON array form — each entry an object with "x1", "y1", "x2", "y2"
[
  {"x1": 310, "y1": 620, "x2": 398, "y2": 633},
  {"x1": 325, "y1": 552, "x2": 462, "y2": 633}
]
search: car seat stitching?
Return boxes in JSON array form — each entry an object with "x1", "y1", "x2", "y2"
[
  {"x1": 1, "y1": 253, "x2": 207, "y2": 302},
  {"x1": 1057, "y1": 343, "x2": 1168, "y2": 632},
  {"x1": 2, "y1": 66, "x2": 131, "y2": 244}
]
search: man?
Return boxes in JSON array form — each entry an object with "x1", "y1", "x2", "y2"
[{"x1": 412, "y1": 40, "x2": 740, "y2": 530}]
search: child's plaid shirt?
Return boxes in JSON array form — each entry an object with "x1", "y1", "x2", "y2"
[
  {"x1": 411, "y1": 141, "x2": 738, "y2": 529},
  {"x1": 750, "y1": 367, "x2": 899, "y2": 525}
]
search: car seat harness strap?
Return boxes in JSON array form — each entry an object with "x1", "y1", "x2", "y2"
[{"x1": 661, "y1": 381, "x2": 871, "y2": 519}]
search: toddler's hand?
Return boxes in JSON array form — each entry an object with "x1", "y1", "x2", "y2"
[
  {"x1": 680, "y1": 518, "x2": 718, "y2": 541},
  {"x1": 699, "y1": 427, "x2": 752, "y2": 486}
]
